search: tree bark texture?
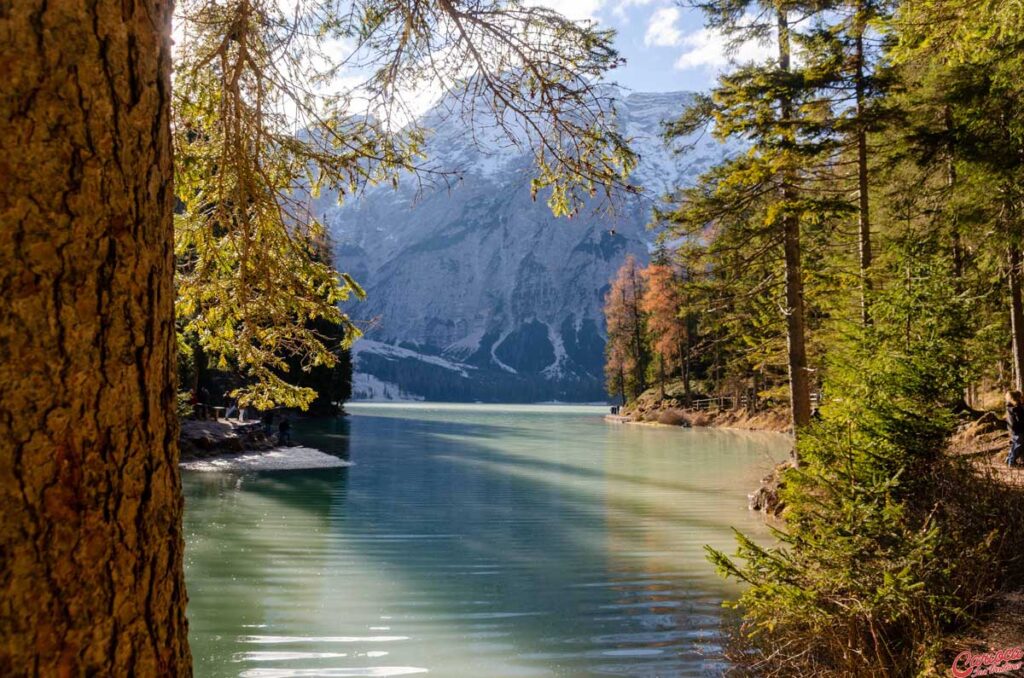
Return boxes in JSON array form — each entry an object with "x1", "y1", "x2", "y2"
[{"x1": 0, "y1": 0, "x2": 190, "y2": 674}]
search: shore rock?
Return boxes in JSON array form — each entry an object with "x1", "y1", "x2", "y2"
[
  {"x1": 748, "y1": 460, "x2": 794, "y2": 516},
  {"x1": 179, "y1": 419, "x2": 275, "y2": 460}
]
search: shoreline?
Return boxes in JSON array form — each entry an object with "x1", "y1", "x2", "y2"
[
  {"x1": 606, "y1": 406, "x2": 794, "y2": 516},
  {"x1": 604, "y1": 407, "x2": 793, "y2": 435},
  {"x1": 179, "y1": 418, "x2": 349, "y2": 471},
  {"x1": 180, "y1": 446, "x2": 351, "y2": 472}
]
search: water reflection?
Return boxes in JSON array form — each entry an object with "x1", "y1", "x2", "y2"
[{"x1": 184, "y1": 404, "x2": 788, "y2": 677}]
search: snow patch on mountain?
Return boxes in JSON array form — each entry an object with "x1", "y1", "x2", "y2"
[
  {"x1": 351, "y1": 373, "x2": 425, "y2": 402},
  {"x1": 353, "y1": 340, "x2": 476, "y2": 378}
]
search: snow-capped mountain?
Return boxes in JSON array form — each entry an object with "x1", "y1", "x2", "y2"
[{"x1": 314, "y1": 89, "x2": 734, "y2": 402}]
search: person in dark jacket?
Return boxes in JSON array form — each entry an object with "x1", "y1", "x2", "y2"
[
  {"x1": 1007, "y1": 391, "x2": 1024, "y2": 467},
  {"x1": 278, "y1": 416, "x2": 291, "y2": 446}
]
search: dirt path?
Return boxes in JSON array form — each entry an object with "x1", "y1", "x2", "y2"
[
  {"x1": 948, "y1": 414, "x2": 1024, "y2": 488},
  {"x1": 942, "y1": 413, "x2": 1024, "y2": 655}
]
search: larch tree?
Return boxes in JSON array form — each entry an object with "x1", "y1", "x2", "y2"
[
  {"x1": 640, "y1": 263, "x2": 691, "y2": 402},
  {"x1": 604, "y1": 255, "x2": 649, "y2": 402},
  {"x1": 0, "y1": 0, "x2": 191, "y2": 674},
  {"x1": 1, "y1": 0, "x2": 636, "y2": 673}
]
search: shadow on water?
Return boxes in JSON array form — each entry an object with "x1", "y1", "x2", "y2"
[{"x1": 183, "y1": 406, "x2": 788, "y2": 677}]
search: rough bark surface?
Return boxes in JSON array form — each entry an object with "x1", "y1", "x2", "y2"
[{"x1": 0, "y1": 0, "x2": 190, "y2": 674}]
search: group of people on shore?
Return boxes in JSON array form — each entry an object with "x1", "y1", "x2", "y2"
[
  {"x1": 261, "y1": 410, "x2": 292, "y2": 446},
  {"x1": 188, "y1": 387, "x2": 294, "y2": 446}
]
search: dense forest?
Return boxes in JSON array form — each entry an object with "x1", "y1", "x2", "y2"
[{"x1": 604, "y1": 0, "x2": 1024, "y2": 673}]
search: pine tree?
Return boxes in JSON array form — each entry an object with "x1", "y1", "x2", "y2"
[
  {"x1": 0, "y1": 0, "x2": 191, "y2": 672},
  {"x1": 800, "y1": 0, "x2": 895, "y2": 324},
  {"x1": 891, "y1": 0, "x2": 1024, "y2": 389},
  {"x1": 664, "y1": 0, "x2": 847, "y2": 439}
]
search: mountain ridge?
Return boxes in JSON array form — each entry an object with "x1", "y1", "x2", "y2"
[{"x1": 313, "y1": 88, "x2": 734, "y2": 402}]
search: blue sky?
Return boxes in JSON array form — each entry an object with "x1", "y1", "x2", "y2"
[{"x1": 534, "y1": 0, "x2": 774, "y2": 94}]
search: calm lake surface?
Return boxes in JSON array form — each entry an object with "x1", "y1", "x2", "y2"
[{"x1": 183, "y1": 403, "x2": 790, "y2": 677}]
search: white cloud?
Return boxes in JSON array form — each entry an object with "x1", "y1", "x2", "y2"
[
  {"x1": 673, "y1": 22, "x2": 775, "y2": 71},
  {"x1": 644, "y1": 7, "x2": 683, "y2": 47},
  {"x1": 525, "y1": 0, "x2": 606, "y2": 21},
  {"x1": 610, "y1": 0, "x2": 657, "y2": 21}
]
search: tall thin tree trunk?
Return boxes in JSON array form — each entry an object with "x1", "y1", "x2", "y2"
[
  {"x1": 659, "y1": 356, "x2": 666, "y2": 401},
  {"x1": 1009, "y1": 245, "x2": 1024, "y2": 392},
  {"x1": 629, "y1": 265, "x2": 647, "y2": 397},
  {"x1": 945, "y1": 106, "x2": 964, "y2": 282},
  {"x1": 777, "y1": 8, "x2": 812, "y2": 443},
  {"x1": 0, "y1": 0, "x2": 190, "y2": 674},
  {"x1": 854, "y1": 17, "x2": 873, "y2": 326},
  {"x1": 681, "y1": 328, "x2": 692, "y2": 405}
]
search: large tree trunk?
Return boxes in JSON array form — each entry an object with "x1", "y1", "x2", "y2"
[
  {"x1": 854, "y1": 17, "x2": 873, "y2": 326},
  {"x1": 0, "y1": 0, "x2": 190, "y2": 674},
  {"x1": 777, "y1": 8, "x2": 812, "y2": 443},
  {"x1": 1009, "y1": 245, "x2": 1024, "y2": 392}
]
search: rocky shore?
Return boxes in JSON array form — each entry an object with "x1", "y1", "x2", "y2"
[
  {"x1": 179, "y1": 419, "x2": 276, "y2": 460},
  {"x1": 178, "y1": 419, "x2": 350, "y2": 471}
]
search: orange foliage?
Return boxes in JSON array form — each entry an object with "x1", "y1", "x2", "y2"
[
  {"x1": 604, "y1": 255, "x2": 647, "y2": 400},
  {"x1": 640, "y1": 264, "x2": 687, "y2": 374}
]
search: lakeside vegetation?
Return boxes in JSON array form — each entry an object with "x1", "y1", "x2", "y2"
[{"x1": 603, "y1": 0, "x2": 1024, "y2": 672}]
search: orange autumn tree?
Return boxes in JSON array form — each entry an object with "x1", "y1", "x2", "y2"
[
  {"x1": 604, "y1": 255, "x2": 649, "y2": 403},
  {"x1": 640, "y1": 263, "x2": 692, "y2": 403}
]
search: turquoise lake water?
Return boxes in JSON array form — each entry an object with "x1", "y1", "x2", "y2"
[{"x1": 183, "y1": 403, "x2": 790, "y2": 677}]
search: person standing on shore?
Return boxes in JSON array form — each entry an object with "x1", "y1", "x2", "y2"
[
  {"x1": 1006, "y1": 391, "x2": 1024, "y2": 467},
  {"x1": 278, "y1": 416, "x2": 292, "y2": 446}
]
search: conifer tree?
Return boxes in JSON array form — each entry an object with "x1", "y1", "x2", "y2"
[
  {"x1": 800, "y1": 0, "x2": 895, "y2": 324},
  {"x1": 665, "y1": 0, "x2": 847, "y2": 438},
  {"x1": 1, "y1": 0, "x2": 191, "y2": 672},
  {"x1": 892, "y1": 0, "x2": 1024, "y2": 388}
]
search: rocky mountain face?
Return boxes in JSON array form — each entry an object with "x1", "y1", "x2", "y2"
[{"x1": 315, "y1": 90, "x2": 733, "y2": 402}]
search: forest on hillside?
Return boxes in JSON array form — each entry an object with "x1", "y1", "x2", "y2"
[{"x1": 603, "y1": 0, "x2": 1024, "y2": 673}]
